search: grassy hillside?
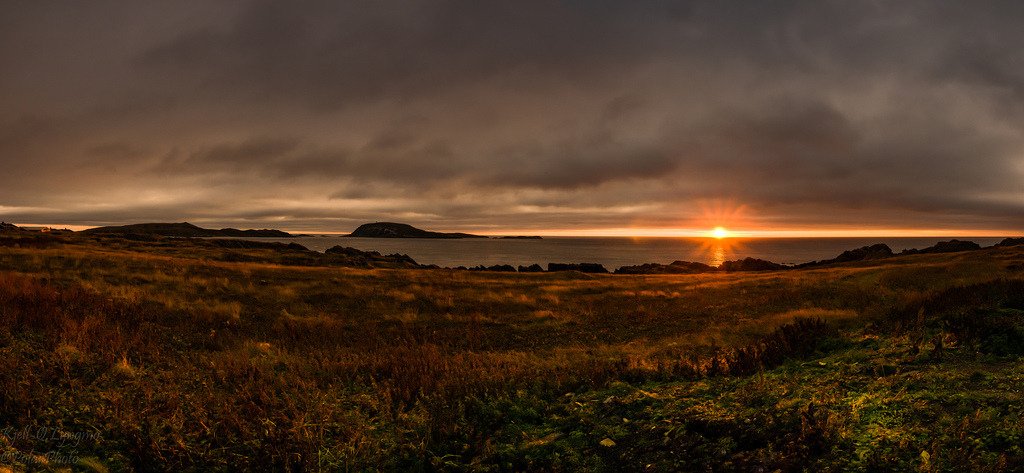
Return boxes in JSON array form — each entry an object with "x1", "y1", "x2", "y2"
[{"x1": 0, "y1": 233, "x2": 1022, "y2": 471}]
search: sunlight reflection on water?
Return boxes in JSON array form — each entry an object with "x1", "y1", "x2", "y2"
[
  {"x1": 691, "y1": 239, "x2": 745, "y2": 267},
  {"x1": 708, "y1": 244, "x2": 726, "y2": 267}
]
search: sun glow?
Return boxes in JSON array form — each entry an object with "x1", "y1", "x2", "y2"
[{"x1": 710, "y1": 226, "x2": 731, "y2": 239}]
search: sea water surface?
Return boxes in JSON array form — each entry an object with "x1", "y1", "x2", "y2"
[{"x1": 223, "y1": 236, "x2": 1005, "y2": 269}]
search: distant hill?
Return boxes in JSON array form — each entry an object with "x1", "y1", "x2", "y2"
[
  {"x1": 81, "y1": 222, "x2": 293, "y2": 238},
  {"x1": 348, "y1": 222, "x2": 486, "y2": 239},
  {"x1": 0, "y1": 222, "x2": 23, "y2": 232}
]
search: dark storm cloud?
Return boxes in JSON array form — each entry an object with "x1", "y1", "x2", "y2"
[
  {"x1": 159, "y1": 138, "x2": 302, "y2": 172},
  {"x1": 153, "y1": 134, "x2": 461, "y2": 184},
  {"x1": 1, "y1": 0, "x2": 1023, "y2": 232},
  {"x1": 132, "y1": 0, "x2": 681, "y2": 109}
]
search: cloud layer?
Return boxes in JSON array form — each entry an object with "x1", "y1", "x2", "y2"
[{"x1": 2, "y1": 1, "x2": 1022, "y2": 233}]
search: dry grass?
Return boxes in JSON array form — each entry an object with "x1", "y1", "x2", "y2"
[{"x1": 0, "y1": 234, "x2": 1022, "y2": 470}]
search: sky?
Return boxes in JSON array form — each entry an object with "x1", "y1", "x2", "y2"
[{"x1": 1, "y1": 1, "x2": 1023, "y2": 236}]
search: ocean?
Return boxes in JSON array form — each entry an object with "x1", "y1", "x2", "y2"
[{"x1": 220, "y1": 236, "x2": 1007, "y2": 269}]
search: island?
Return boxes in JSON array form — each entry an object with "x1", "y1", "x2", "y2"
[
  {"x1": 80, "y1": 222, "x2": 294, "y2": 238},
  {"x1": 347, "y1": 222, "x2": 487, "y2": 239}
]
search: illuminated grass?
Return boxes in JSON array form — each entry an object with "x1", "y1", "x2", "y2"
[{"x1": 0, "y1": 234, "x2": 1022, "y2": 470}]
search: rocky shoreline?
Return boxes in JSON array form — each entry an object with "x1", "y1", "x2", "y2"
[
  {"x1": 4, "y1": 222, "x2": 1022, "y2": 274},
  {"x1": 230, "y1": 237, "x2": 1024, "y2": 273},
  {"x1": 356, "y1": 237, "x2": 1023, "y2": 274}
]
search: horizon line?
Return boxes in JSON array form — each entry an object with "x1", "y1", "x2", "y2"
[
  {"x1": 12, "y1": 222, "x2": 1021, "y2": 239},
  {"x1": 476, "y1": 228, "x2": 1021, "y2": 238}
]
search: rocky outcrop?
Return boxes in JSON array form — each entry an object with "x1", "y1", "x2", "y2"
[
  {"x1": 0, "y1": 222, "x2": 23, "y2": 232},
  {"x1": 468, "y1": 264, "x2": 517, "y2": 272},
  {"x1": 324, "y1": 245, "x2": 419, "y2": 268},
  {"x1": 833, "y1": 243, "x2": 894, "y2": 262},
  {"x1": 547, "y1": 262, "x2": 609, "y2": 273},
  {"x1": 211, "y1": 239, "x2": 309, "y2": 251},
  {"x1": 615, "y1": 260, "x2": 716, "y2": 274},
  {"x1": 901, "y1": 239, "x2": 981, "y2": 255},
  {"x1": 216, "y1": 228, "x2": 294, "y2": 237},
  {"x1": 719, "y1": 258, "x2": 789, "y2": 272},
  {"x1": 517, "y1": 264, "x2": 545, "y2": 272},
  {"x1": 996, "y1": 237, "x2": 1024, "y2": 247},
  {"x1": 348, "y1": 222, "x2": 486, "y2": 239},
  {"x1": 797, "y1": 243, "x2": 894, "y2": 268},
  {"x1": 324, "y1": 246, "x2": 375, "y2": 257}
]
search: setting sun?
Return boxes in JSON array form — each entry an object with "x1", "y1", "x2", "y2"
[{"x1": 711, "y1": 226, "x2": 731, "y2": 239}]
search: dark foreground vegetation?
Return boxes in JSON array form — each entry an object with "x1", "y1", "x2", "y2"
[{"x1": 0, "y1": 230, "x2": 1023, "y2": 471}]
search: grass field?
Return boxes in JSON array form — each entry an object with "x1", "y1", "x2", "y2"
[{"x1": 1, "y1": 233, "x2": 1023, "y2": 471}]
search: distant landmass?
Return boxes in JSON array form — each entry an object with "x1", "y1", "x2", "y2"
[
  {"x1": 496, "y1": 235, "x2": 543, "y2": 239},
  {"x1": 348, "y1": 222, "x2": 487, "y2": 239},
  {"x1": 81, "y1": 222, "x2": 293, "y2": 238}
]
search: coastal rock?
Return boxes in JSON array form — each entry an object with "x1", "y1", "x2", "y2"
[
  {"x1": 216, "y1": 227, "x2": 294, "y2": 238},
  {"x1": 469, "y1": 264, "x2": 517, "y2": 272},
  {"x1": 719, "y1": 258, "x2": 789, "y2": 272},
  {"x1": 902, "y1": 239, "x2": 981, "y2": 255},
  {"x1": 615, "y1": 260, "x2": 716, "y2": 274},
  {"x1": 996, "y1": 237, "x2": 1024, "y2": 247},
  {"x1": 518, "y1": 264, "x2": 545, "y2": 272},
  {"x1": 324, "y1": 245, "x2": 419, "y2": 268},
  {"x1": 211, "y1": 239, "x2": 309, "y2": 251},
  {"x1": 348, "y1": 222, "x2": 486, "y2": 239},
  {"x1": 325, "y1": 245, "x2": 378, "y2": 257},
  {"x1": 834, "y1": 243, "x2": 894, "y2": 262},
  {"x1": 797, "y1": 243, "x2": 894, "y2": 268},
  {"x1": 548, "y1": 263, "x2": 609, "y2": 273},
  {"x1": 385, "y1": 253, "x2": 419, "y2": 265}
]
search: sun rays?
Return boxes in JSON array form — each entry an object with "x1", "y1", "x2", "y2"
[{"x1": 710, "y1": 226, "x2": 731, "y2": 239}]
